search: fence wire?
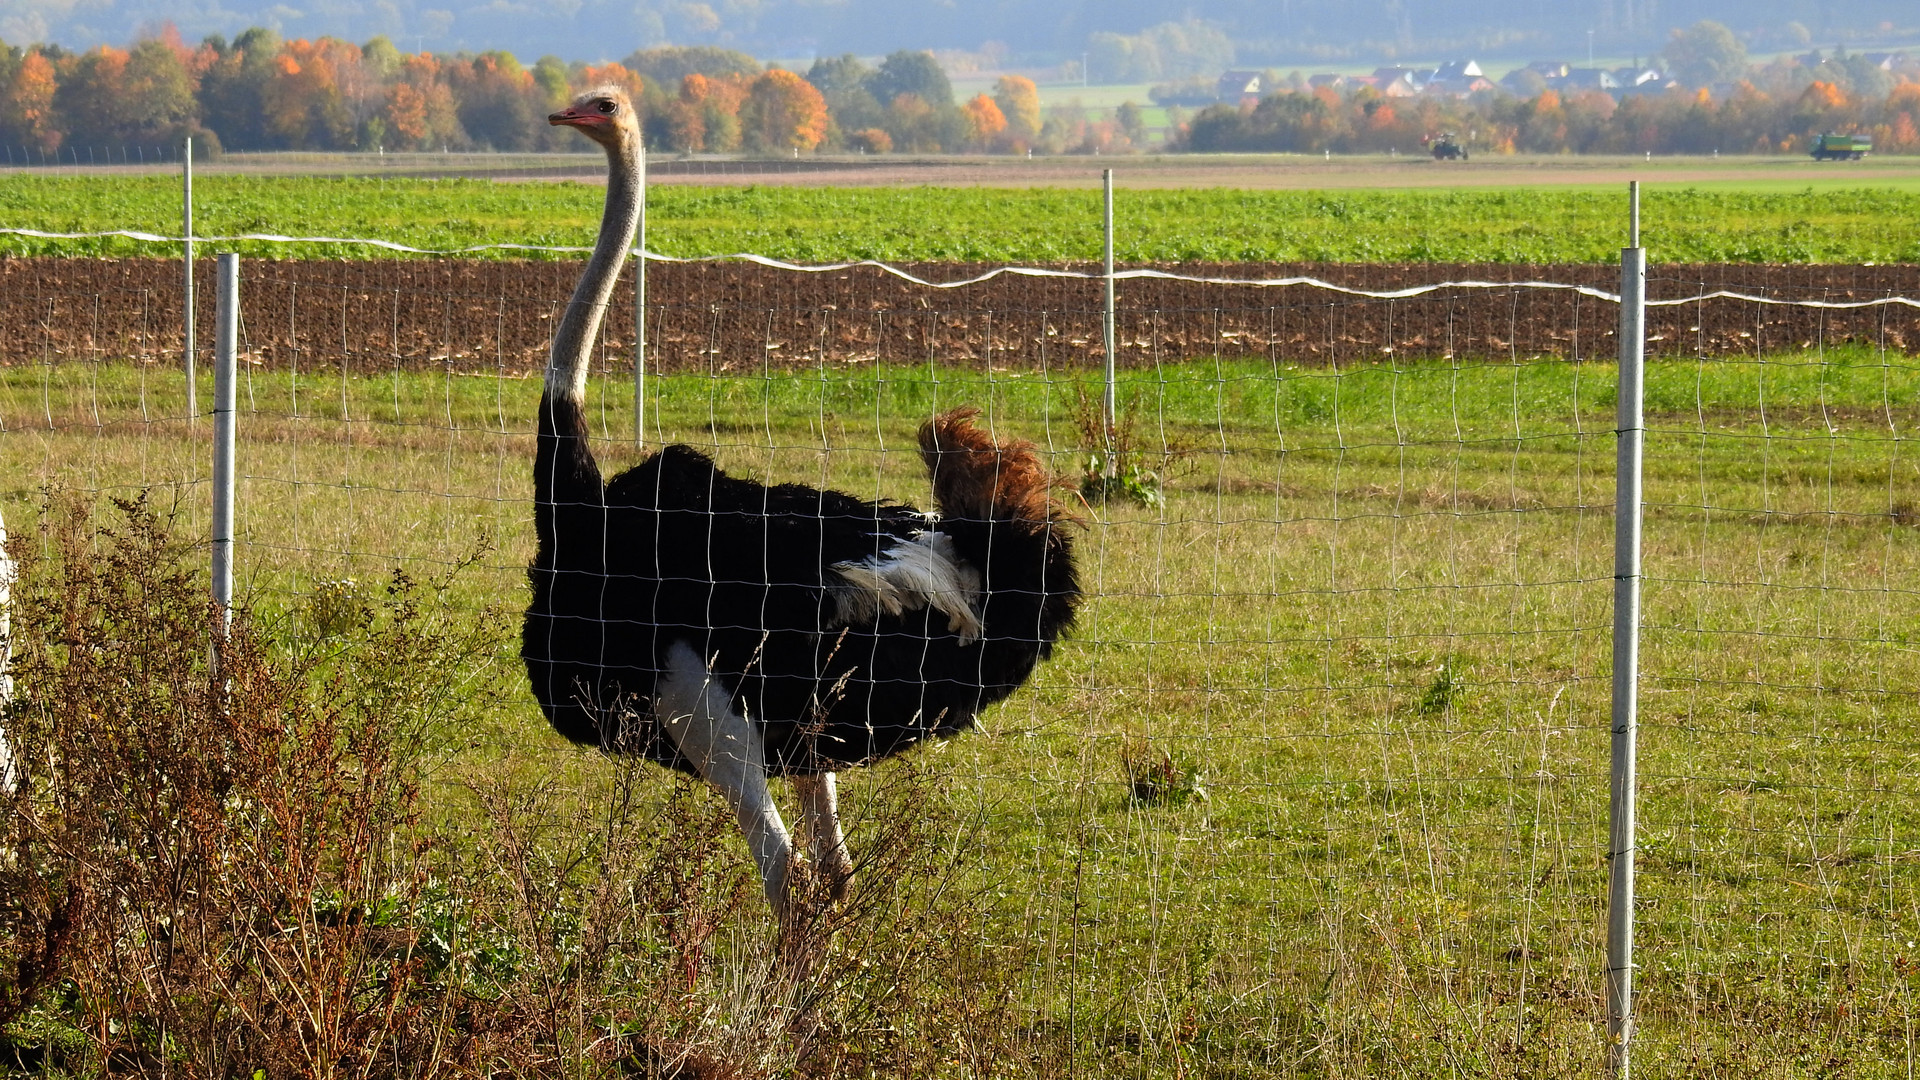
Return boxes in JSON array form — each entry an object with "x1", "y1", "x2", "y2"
[{"x1": 0, "y1": 251, "x2": 1915, "y2": 1076}]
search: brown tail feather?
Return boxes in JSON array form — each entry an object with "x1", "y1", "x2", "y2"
[{"x1": 918, "y1": 407, "x2": 1070, "y2": 528}]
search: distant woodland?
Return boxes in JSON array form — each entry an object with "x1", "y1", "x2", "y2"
[{"x1": 0, "y1": 31, "x2": 1913, "y2": 157}]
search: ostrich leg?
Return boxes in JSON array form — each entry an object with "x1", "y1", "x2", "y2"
[{"x1": 654, "y1": 641, "x2": 797, "y2": 913}]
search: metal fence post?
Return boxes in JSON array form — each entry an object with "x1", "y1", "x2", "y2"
[
  {"x1": 212, "y1": 254, "x2": 238, "y2": 627},
  {"x1": 635, "y1": 137, "x2": 647, "y2": 447},
  {"x1": 0, "y1": 506, "x2": 14, "y2": 793},
  {"x1": 184, "y1": 136, "x2": 196, "y2": 420},
  {"x1": 1102, "y1": 169, "x2": 1117, "y2": 462},
  {"x1": 1606, "y1": 181, "x2": 1646, "y2": 1077}
]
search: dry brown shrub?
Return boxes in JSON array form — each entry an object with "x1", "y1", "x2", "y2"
[{"x1": 0, "y1": 495, "x2": 1058, "y2": 1078}]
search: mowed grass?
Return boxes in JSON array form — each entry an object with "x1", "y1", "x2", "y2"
[
  {"x1": 3, "y1": 348, "x2": 1918, "y2": 1076},
  {"x1": 6, "y1": 173, "x2": 1920, "y2": 262}
]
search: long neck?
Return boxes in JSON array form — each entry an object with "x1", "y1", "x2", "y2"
[
  {"x1": 537, "y1": 134, "x2": 641, "y2": 512},
  {"x1": 546, "y1": 135, "x2": 642, "y2": 404}
]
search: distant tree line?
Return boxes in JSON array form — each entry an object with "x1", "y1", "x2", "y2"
[
  {"x1": 1180, "y1": 68, "x2": 1920, "y2": 155},
  {"x1": 0, "y1": 30, "x2": 1146, "y2": 157},
  {"x1": 1176, "y1": 21, "x2": 1918, "y2": 155}
]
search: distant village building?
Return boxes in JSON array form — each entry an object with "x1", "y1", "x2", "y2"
[
  {"x1": 1423, "y1": 60, "x2": 1492, "y2": 96},
  {"x1": 1611, "y1": 67, "x2": 1675, "y2": 96},
  {"x1": 1217, "y1": 70, "x2": 1264, "y2": 103},
  {"x1": 1558, "y1": 67, "x2": 1619, "y2": 91},
  {"x1": 1355, "y1": 72, "x2": 1420, "y2": 96},
  {"x1": 1305, "y1": 73, "x2": 1346, "y2": 91},
  {"x1": 1372, "y1": 65, "x2": 1424, "y2": 87}
]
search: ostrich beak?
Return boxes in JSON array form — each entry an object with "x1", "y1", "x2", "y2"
[{"x1": 549, "y1": 107, "x2": 606, "y2": 129}]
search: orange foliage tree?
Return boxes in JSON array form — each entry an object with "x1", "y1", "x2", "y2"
[
  {"x1": 992, "y1": 75, "x2": 1040, "y2": 144},
  {"x1": 381, "y1": 53, "x2": 465, "y2": 150},
  {"x1": 669, "y1": 71, "x2": 749, "y2": 151},
  {"x1": 0, "y1": 51, "x2": 62, "y2": 153},
  {"x1": 962, "y1": 93, "x2": 1006, "y2": 149},
  {"x1": 260, "y1": 39, "x2": 359, "y2": 148},
  {"x1": 575, "y1": 63, "x2": 644, "y2": 100},
  {"x1": 740, "y1": 68, "x2": 827, "y2": 152}
]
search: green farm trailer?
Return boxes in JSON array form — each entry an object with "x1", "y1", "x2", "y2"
[{"x1": 1810, "y1": 133, "x2": 1871, "y2": 160}]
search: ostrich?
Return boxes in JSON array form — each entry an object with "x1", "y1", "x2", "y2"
[{"x1": 524, "y1": 88, "x2": 1080, "y2": 918}]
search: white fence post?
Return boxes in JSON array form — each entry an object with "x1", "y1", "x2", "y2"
[
  {"x1": 635, "y1": 138, "x2": 647, "y2": 447},
  {"x1": 1102, "y1": 168, "x2": 1117, "y2": 461},
  {"x1": 0, "y1": 506, "x2": 14, "y2": 793},
  {"x1": 183, "y1": 136, "x2": 196, "y2": 421},
  {"x1": 212, "y1": 254, "x2": 238, "y2": 627},
  {"x1": 1606, "y1": 180, "x2": 1646, "y2": 1077}
]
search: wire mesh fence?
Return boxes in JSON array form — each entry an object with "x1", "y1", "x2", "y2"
[{"x1": 0, "y1": 248, "x2": 1916, "y2": 1075}]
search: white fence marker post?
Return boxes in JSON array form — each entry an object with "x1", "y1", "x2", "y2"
[
  {"x1": 1102, "y1": 168, "x2": 1117, "y2": 467},
  {"x1": 0, "y1": 506, "x2": 14, "y2": 793},
  {"x1": 184, "y1": 136, "x2": 196, "y2": 421},
  {"x1": 635, "y1": 136, "x2": 647, "y2": 447},
  {"x1": 212, "y1": 254, "x2": 239, "y2": 628},
  {"x1": 1606, "y1": 180, "x2": 1646, "y2": 1078}
]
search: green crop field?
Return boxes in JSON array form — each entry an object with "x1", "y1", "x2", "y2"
[
  {"x1": 3, "y1": 344, "x2": 1917, "y2": 1074},
  {"x1": 4, "y1": 173, "x2": 1920, "y2": 262}
]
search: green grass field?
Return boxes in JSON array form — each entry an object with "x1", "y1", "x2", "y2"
[
  {"x1": 3, "y1": 344, "x2": 1916, "y2": 1075},
  {"x1": 5, "y1": 173, "x2": 1920, "y2": 262}
]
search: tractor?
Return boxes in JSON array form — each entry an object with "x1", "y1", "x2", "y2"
[
  {"x1": 1810, "y1": 133, "x2": 1871, "y2": 161},
  {"x1": 1429, "y1": 133, "x2": 1468, "y2": 160}
]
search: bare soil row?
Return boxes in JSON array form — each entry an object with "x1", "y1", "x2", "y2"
[{"x1": 3, "y1": 258, "x2": 1914, "y2": 375}]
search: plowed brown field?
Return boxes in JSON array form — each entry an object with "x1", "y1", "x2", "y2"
[{"x1": 4, "y1": 257, "x2": 1914, "y2": 375}]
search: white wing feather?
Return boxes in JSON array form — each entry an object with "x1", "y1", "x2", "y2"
[{"x1": 828, "y1": 531, "x2": 984, "y2": 645}]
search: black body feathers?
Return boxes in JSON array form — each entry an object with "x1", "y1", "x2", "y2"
[{"x1": 522, "y1": 397, "x2": 1079, "y2": 776}]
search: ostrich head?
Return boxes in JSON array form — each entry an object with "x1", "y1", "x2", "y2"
[{"x1": 548, "y1": 86, "x2": 640, "y2": 151}]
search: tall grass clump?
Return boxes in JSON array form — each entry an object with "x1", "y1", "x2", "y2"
[{"x1": 0, "y1": 494, "x2": 1056, "y2": 1076}]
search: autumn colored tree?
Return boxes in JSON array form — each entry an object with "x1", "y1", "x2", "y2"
[
  {"x1": 962, "y1": 92, "x2": 1006, "y2": 149},
  {"x1": 740, "y1": 68, "x2": 828, "y2": 152},
  {"x1": 671, "y1": 71, "x2": 747, "y2": 151},
  {"x1": 380, "y1": 52, "x2": 466, "y2": 150},
  {"x1": 574, "y1": 62, "x2": 643, "y2": 100},
  {"x1": 50, "y1": 47, "x2": 131, "y2": 149},
  {"x1": 1879, "y1": 83, "x2": 1920, "y2": 152},
  {"x1": 256, "y1": 38, "x2": 360, "y2": 149},
  {"x1": 51, "y1": 42, "x2": 201, "y2": 149},
  {"x1": 845, "y1": 127, "x2": 891, "y2": 152},
  {"x1": 1792, "y1": 80, "x2": 1851, "y2": 134},
  {"x1": 448, "y1": 52, "x2": 544, "y2": 151},
  {"x1": 992, "y1": 74, "x2": 1040, "y2": 144},
  {"x1": 0, "y1": 50, "x2": 62, "y2": 152},
  {"x1": 664, "y1": 73, "x2": 710, "y2": 151}
]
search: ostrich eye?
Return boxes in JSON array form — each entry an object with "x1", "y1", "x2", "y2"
[{"x1": 597, "y1": 100, "x2": 616, "y2": 113}]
